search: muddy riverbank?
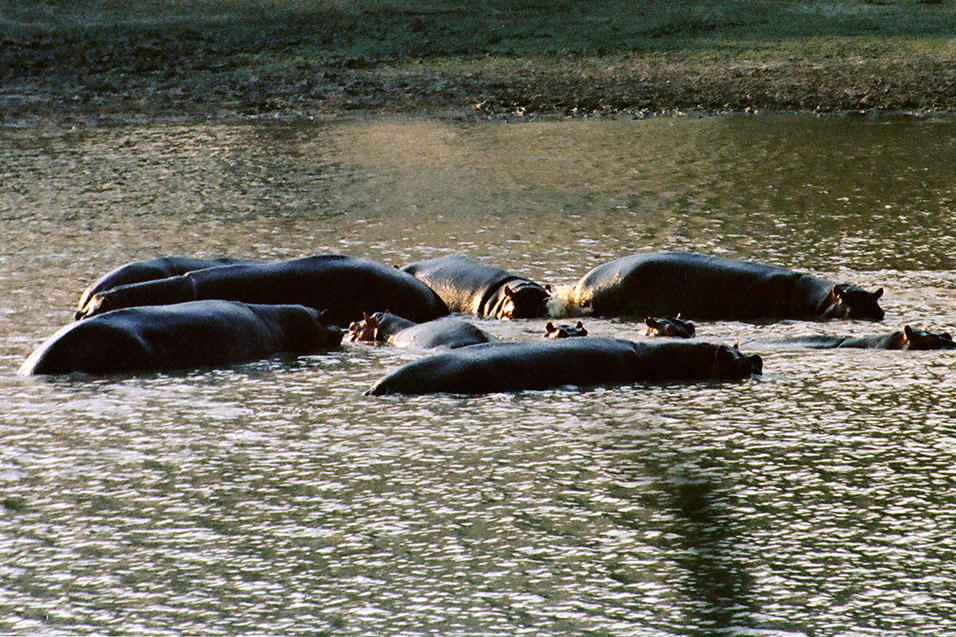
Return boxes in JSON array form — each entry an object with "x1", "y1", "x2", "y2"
[
  {"x1": 3, "y1": 0, "x2": 956, "y2": 125},
  {"x1": 4, "y1": 49, "x2": 956, "y2": 126}
]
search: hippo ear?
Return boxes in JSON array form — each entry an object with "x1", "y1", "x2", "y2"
[
  {"x1": 544, "y1": 284, "x2": 553, "y2": 293},
  {"x1": 644, "y1": 316, "x2": 658, "y2": 328},
  {"x1": 504, "y1": 285, "x2": 513, "y2": 298},
  {"x1": 733, "y1": 338, "x2": 740, "y2": 349},
  {"x1": 944, "y1": 332, "x2": 953, "y2": 341},
  {"x1": 873, "y1": 287, "x2": 884, "y2": 299},
  {"x1": 831, "y1": 284, "x2": 845, "y2": 300},
  {"x1": 714, "y1": 344, "x2": 731, "y2": 364},
  {"x1": 576, "y1": 321, "x2": 584, "y2": 328},
  {"x1": 546, "y1": 322, "x2": 556, "y2": 334},
  {"x1": 903, "y1": 325, "x2": 914, "y2": 342}
]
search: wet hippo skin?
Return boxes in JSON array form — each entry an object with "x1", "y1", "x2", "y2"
[
  {"x1": 347, "y1": 312, "x2": 494, "y2": 350},
  {"x1": 402, "y1": 254, "x2": 551, "y2": 319},
  {"x1": 75, "y1": 256, "x2": 258, "y2": 320},
  {"x1": 21, "y1": 300, "x2": 343, "y2": 376},
  {"x1": 367, "y1": 337, "x2": 762, "y2": 395},
  {"x1": 570, "y1": 252, "x2": 884, "y2": 321},
  {"x1": 775, "y1": 325, "x2": 956, "y2": 350},
  {"x1": 76, "y1": 254, "x2": 450, "y2": 327}
]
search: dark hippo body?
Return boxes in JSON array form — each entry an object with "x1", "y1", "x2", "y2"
[
  {"x1": 20, "y1": 300, "x2": 343, "y2": 376},
  {"x1": 570, "y1": 252, "x2": 884, "y2": 321},
  {"x1": 402, "y1": 254, "x2": 550, "y2": 319},
  {"x1": 779, "y1": 326, "x2": 956, "y2": 350},
  {"x1": 367, "y1": 337, "x2": 762, "y2": 395},
  {"x1": 77, "y1": 254, "x2": 450, "y2": 327},
  {"x1": 76, "y1": 256, "x2": 258, "y2": 320},
  {"x1": 347, "y1": 312, "x2": 494, "y2": 350}
]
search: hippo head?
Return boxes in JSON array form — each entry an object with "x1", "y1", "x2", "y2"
[
  {"x1": 75, "y1": 292, "x2": 112, "y2": 320},
  {"x1": 496, "y1": 284, "x2": 552, "y2": 320},
  {"x1": 829, "y1": 284, "x2": 885, "y2": 321},
  {"x1": 644, "y1": 315, "x2": 696, "y2": 338},
  {"x1": 712, "y1": 344, "x2": 762, "y2": 378},
  {"x1": 289, "y1": 309, "x2": 343, "y2": 352},
  {"x1": 347, "y1": 312, "x2": 383, "y2": 342},
  {"x1": 900, "y1": 325, "x2": 956, "y2": 350},
  {"x1": 544, "y1": 321, "x2": 588, "y2": 339}
]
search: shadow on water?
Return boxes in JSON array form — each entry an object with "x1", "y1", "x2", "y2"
[{"x1": 664, "y1": 466, "x2": 758, "y2": 635}]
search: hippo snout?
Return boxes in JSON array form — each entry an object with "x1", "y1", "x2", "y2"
[
  {"x1": 713, "y1": 344, "x2": 762, "y2": 378},
  {"x1": 748, "y1": 353, "x2": 763, "y2": 375}
]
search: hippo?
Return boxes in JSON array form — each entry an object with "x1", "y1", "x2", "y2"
[
  {"x1": 568, "y1": 252, "x2": 884, "y2": 321},
  {"x1": 644, "y1": 315, "x2": 696, "y2": 338},
  {"x1": 20, "y1": 300, "x2": 343, "y2": 376},
  {"x1": 777, "y1": 325, "x2": 956, "y2": 350},
  {"x1": 401, "y1": 254, "x2": 551, "y2": 319},
  {"x1": 367, "y1": 337, "x2": 762, "y2": 395},
  {"x1": 75, "y1": 254, "x2": 450, "y2": 327},
  {"x1": 347, "y1": 311, "x2": 495, "y2": 350},
  {"x1": 75, "y1": 256, "x2": 258, "y2": 320},
  {"x1": 545, "y1": 321, "x2": 588, "y2": 338}
]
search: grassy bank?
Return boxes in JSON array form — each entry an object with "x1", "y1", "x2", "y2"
[{"x1": 3, "y1": 0, "x2": 956, "y2": 123}]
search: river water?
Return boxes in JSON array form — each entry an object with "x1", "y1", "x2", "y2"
[{"x1": 2, "y1": 114, "x2": 956, "y2": 635}]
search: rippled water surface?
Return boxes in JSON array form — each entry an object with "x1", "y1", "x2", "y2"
[{"x1": 2, "y1": 115, "x2": 956, "y2": 634}]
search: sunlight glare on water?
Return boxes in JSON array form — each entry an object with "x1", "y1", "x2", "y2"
[{"x1": 1, "y1": 114, "x2": 956, "y2": 634}]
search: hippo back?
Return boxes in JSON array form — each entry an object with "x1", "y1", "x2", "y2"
[
  {"x1": 571, "y1": 252, "x2": 886, "y2": 321},
  {"x1": 80, "y1": 255, "x2": 451, "y2": 327},
  {"x1": 388, "y1": 317, "x2": 495, "y2": 350},
  {"x1": 77, "y1": 256, "x2": 256, "y2": 318},
  {"x1": 402, "y1": 254, "x2": 549, "y2": 318},
  {"x1": 367, "y1": 337, "x2": 761, "y2": 395},
  {"x1": 199, "y1": 255, "x2": 450, "y2": 326},
  {"x1": 22, "y1": 300, "x2": 342, "y2": 376}
]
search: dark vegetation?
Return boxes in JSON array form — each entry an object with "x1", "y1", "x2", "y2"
[{"x1": 3, "y1": 0, "x2": 956, "y2": 123}]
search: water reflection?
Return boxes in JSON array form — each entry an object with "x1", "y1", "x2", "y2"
[
  {"x1": 664, "y1": 467, "x2": 757, "y2": 634},
  {"x1": 2, "y1": 115, "x2": 956, "y2": 634}
]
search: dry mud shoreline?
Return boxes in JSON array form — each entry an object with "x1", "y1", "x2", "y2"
[{"x1": 4, "y1": 54, "x2": 956, "y2": 126}]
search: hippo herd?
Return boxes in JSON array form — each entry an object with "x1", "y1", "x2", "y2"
[{"x1": 19, "y1": 251, "x2": 955, "y2": 395}]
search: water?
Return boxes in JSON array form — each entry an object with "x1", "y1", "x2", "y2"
[{"x1": 2, "y1": 114, "x2": 956, "y2": 634}]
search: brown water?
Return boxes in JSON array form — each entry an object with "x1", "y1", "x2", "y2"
[{"x1": 2, "y1": 114, "x2": 956, "y2": 634}]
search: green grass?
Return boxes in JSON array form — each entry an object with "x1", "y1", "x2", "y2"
[{"x1": 5, "y1": 0, "x2": 956, "y2": 63}]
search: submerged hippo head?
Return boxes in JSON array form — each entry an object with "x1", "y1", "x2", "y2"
[
  {"x1": 899, "y1": 325, "x2": 956, "y2": 350},
  {"x1": 347, "y1": 312, "x2": 383, "y2": 342},
  {"x1": 712, "y1": 344, "x2": 763, "y2": 378},
  {"x1": 827, "y1": 284, "x2": 885, "y2": 321},
  {"x1": 644, "y1": 315, "x2": 696, "y2": 338},
  {"x1": 496, "y1": 284, "x2": 552, "y2": 320},
  {"x1": 286, "y1": 308, "x2": 344, "y2": 353},
  {"x1": 544, "y1": 321, "x2": 588, "y2": 339}
]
